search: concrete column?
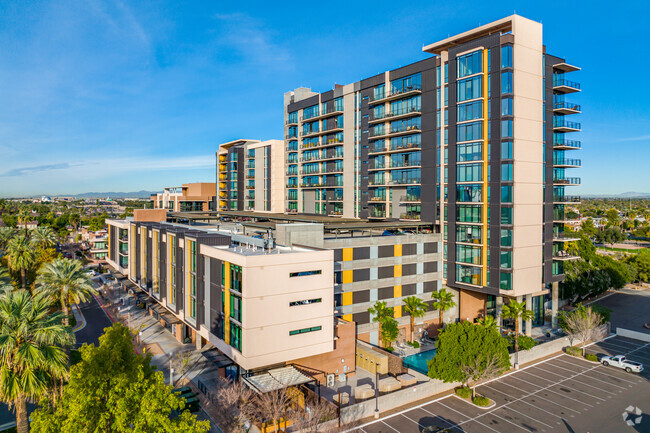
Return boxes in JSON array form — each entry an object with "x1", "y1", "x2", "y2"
[
  {"x1": 525, "y1": 294, "x2": 533, "y2": 337},
  {"x1": 516, "y1": 296, "x2": 523, "y2": 336},
  {"x1": 495, "y1": 296, "x2": 504, "y2": 330},
  {"x1": 551, "y1": 282, "x2": 559, "y2": 328}
]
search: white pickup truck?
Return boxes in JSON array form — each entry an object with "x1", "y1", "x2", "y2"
[{"x1": 601, "y1": 355, "x2": 644, "y2": 373}]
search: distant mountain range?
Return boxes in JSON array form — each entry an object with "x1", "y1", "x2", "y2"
[
  {"x1": 61, "y1": 191, "x2": 158, "y2": 199},
  {"x1": 582, "y1": 192, "x2": 650, "y2": 198}
]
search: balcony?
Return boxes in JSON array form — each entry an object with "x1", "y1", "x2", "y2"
[
  {"x1": 369, "y1": 211, "x2": 387, "y2": 219},
  {"x1": 368, "y1": 84, "x2": 422, "y2": 105},
  {"x1": 553, "y1": 139, "x2": 581, "y2": 150},
  {"x1": 553, "y1": 250, "x2": 580, "y2": 261},
  {"x1": 368, "y1": 106, "x2": 422, "y2": 124},
  {"x1": 553, "y1": 158, "x2": 581, "y2": 168},
  {"x1": 553, "y1": 78, "x2": 581, "y2": 94},
  {"x1": 553, "y1": 232, "x2": 580, "y2": 242},
  {"x1": 369, "y1": 124, "x2": 421, "y2": 139},
  {"x1": 389, "y1": 160, "x2": 421, "y2": 169},
  {"x1": 553, "y1": 176, "x2": 581, "y2": 186},
  {"x1": 300, "y1": 152, "x2": 344, "y2": 163},
  {"x1": 300, "y1": 139, "x2": 344, "y2": 150},
  {"x1": 300, "y1": 123, "x2": 343, "y2": 138},
  {"x1": 400, "y1": 195, "x2": 421, "y2": 203},
  {"x1": 285, "y1": 119, "x2": 298, "y2": 126},
  {"x1": 329, "y1": 211, "x2": 343, "y2": 216},
  {"x1": 285, "y1": 133, "x2": 298, "y2": 139},
  {"x1": 286, "y1": 171, "x2": 298, "y2": 176},
  {"x1": 300, "y1": 108, "x2": 344, "y2": 122},
  {"x1": 553, "y1": 118, "x2": 581, "y2": 132},
  {"x1": 553, "y1": 101, "x2": 581, "y2": 115},
  {"x1": 553, "y1": 195, "x2": 581, "y2": 204},
  {"x1": 368, "y1": 141, "x2": 421, "y2": 155},
  {"x1": 245, "y1": 185, "x2": 255, "y2": 190},
  {"x1": 369, "y1": 196, "x2": 386, "y2": 202},
  {"x1": 553, "y1": 63, "x2": 580, "y2": 73},
  {"x1": 245, "y1": 174, "x2": 255, "y2": 179},
  {"x1": 400, "y1": 213, "x2": 421, "y2": 221},
  {"x1": 286, "y1": 145, "x2": 298, "y2": 152}
]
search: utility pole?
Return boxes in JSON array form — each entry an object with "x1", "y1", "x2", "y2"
[{"x1": 374, "y1": 362, "x2": 379, "y2": 419}]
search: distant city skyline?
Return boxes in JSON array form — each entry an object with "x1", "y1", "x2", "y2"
[{"x1": 1, "y1": 0, "x2": 649, "y2": 197}]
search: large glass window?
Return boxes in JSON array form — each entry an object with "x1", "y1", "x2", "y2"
[
  {"x1": 500, "y1": 272, "x2": 512, "y2": 290},
  {"x1": 457, "y1": 51, "x2": 482, "y2": 78},
  {"x1": 501, "y1": 207, "x2": 513, "y2": 225},
  {"x1": 230, "y1": 294, "x2": 242, "y2": 322},
  {"x1": 457, "y1": 101, "x2": 483, "y2": 122},
  {"x1": 457, "y1": 76, "x2": 482, "y2": 102},
  {"x1": 457, "y1": 184, "x2": 482, "y2": 202},
  {"x1": 456, "y1": 264, "x2": 482, "y2": 285},
  {"x1": 500, "y1": 251, "x2": 512, "y2": 269},
  {"x1": 501, "y1": 163, "x2": 513, "y2": 181},
  {"x1": 374, "y1": 84, "x2": 385, "y2": 100},
  {"x1": 501, "y1": 141, "x2": 513, "y2": 160},
  {"x1": 457, "y1": 205, "x2": 482, "y2": 223},
  {"x1": 501, "y1": 185, "x2": 513, "y2": 203},
  {"x1": 230, "y1": 264, "x2": 242, "y2": 292},
  {"x1": 457, "y1": 142, "x2": 482, "y2": 162},
  {"x1": 456, "y1": 225, "x2": 482, "y2": 243},
  {"x1": 501, "y1": 72, "x2": 513, "y2": 94},
  {"x1": 501, "y1": 120, "x2": 513, "y2": 138},
  {"x1": 457, "y1": 122, "x2": 482, "y2": 142},
  {"x1": 303, "y1": 104, "x2": 319, "y2": 120},
  {"x1": 456, "y1": 245, "x2": 481, "y2": 265},
  {"x1": 501, "y1": 45, "x2": 513, "y2": 69},
  {"x1": 500, "y1": 229, "x2": 512, "y2": 246},
  {"x1": 457, "y1": 163, "x2": 482, "y2": 182},
  {"x1": 501, "y1": 98, "x2": 513, "y2": 116},
  {"x1": 391, "y1": 73, "x2": 422, "y2": 94},
  {"x1": 230, "y1": 323, "x2": 242, "y2": 351}
]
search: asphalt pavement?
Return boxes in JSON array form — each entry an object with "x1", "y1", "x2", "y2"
[{"x1": 594, "y1": 287, "x2": 650, "y2": 334}]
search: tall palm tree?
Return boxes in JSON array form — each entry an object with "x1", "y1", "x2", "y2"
[
  {"x1": 501, "y1": 300, "x2": 535, "y2": 365},
  {"x1": 431, "y1": 288, "x2": 456, "y2": 331},
  {"x1": 0, "y1": 290, "x2": 73, "y2": 433},
  {"x1": 0, "y1": 266, "x2": 12, "y2": 293},
  {"x1": 0, "y1": 227, "x2": 15, "y2": 252},
  {"x1": 477, "y1": 314, "x2": 499, "y2": 332},
  {"x1": 35, "y1": 258, "x2": 96, "y2": 327},
  {"x1": 367, "y1": 301, "x2": 393, "y2": 348},
  {"x1": 32, "y1": 226, "x2": 57, "y2": 250},
  {"x1": 17, "y1": 211, "x2": 32, "y2": 235},
  {"x1": 403, "y1": 296, "x2": 428, "y2": 342},
  {"x1": 5, "y1": 235, "x2": 36, "y2": 291}
]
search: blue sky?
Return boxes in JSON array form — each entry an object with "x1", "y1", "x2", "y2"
[{"x1": 0, "y1": 0, "x2": 648, "y2": 197}]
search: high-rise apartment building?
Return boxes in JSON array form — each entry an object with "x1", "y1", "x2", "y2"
[
  {"x1": 216, "y1": 139, "x2": 285, "y2": 213},
  {"x1": 280, "y1": 15, "x2": 580, "y2": 330},
  {"x1": 151, "y1": 182, "x2": 216, "y2": 212}
]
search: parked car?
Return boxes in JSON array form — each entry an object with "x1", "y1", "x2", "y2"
[{"x1": 601, "y1": 355, "x2": 644, "y2": 373}]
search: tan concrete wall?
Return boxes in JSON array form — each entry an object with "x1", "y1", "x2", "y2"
[
  {"x1": 459, "y1": 288, "x2": 486, "y2": 322},
  {"x1": 133, "y1": 209, "x2": 167, "y2": 222}
]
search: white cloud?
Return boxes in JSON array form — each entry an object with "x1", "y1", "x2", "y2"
[{"x1": 615, "y1": 135, "x2": 650, "y2": 142}]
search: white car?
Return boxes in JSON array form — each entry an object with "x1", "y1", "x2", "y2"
[{"x1": 601, "y1": 355, "x2": 644, "y2": 373}]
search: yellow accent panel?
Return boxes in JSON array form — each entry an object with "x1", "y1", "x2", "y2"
[
  {"x1": 224, "y1": 261, "x2": 230, "y2": 344},
  {"x1": 342, "y1": 269, "x2": 353, "y2": 284},
  {"x1": 394, "y1": 244, "x2": 402, "y2": 256},
  {"x1": 342, "y1": 248, "x2": 353, "y2": 261},
  {"x1": 394, "y1": 284, "x2": 402, "y2": 318},
  {"x1": 394, "y1": 265, "x2": 402, "y2": 278},
  {"x1": 394, "y1": 306, "x2": 402, "y2": 318},
  {"x1": 342, "y1": 314, "x2": 353, "y2": 322},
  {"x1": 481, "y1": 48, "x2": 489, "y2": 287},
  {"x1": 342, "y1": 292, "x2": 353, "y2": 306}
]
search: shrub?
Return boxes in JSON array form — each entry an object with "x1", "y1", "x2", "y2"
[
  {"x1": 565, "y1": 346, "x2": 582, "y2": 357},
  {"x1": 70, "y1": 349, "x2": 82, "y2": 365},
  {"x1": 507, "y1": 334, "x2": 538, "y2": 351},
  {"x1": 585, "y1": 353, "x2": 598, "y2": 362},
  {"x1": 407, "y1": 341, "x2": 421, "y2": 348},
  {"x1": 384, "y1": 346, "x2": 394, "y2": 353},
  {"x1": 455, "y1": 386, "x2": 472, "y2": 399},
  {"x1": 69, "y1": 313, "x2": 77, "y2": 328},
  {"x1": 473, "y1": 395, "x2": 490, "y2": 407}
]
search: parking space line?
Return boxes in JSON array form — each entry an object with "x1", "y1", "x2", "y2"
[
  {"x1": 596, "y1": 340, "x2": 644, "y2": 352},
  {"x1": 514, "y1": 371, "x2": 595, "y2": 407},
  {"x1": 471, "y1": 420, "x2": 503, "y2": 433},
  {"x1": 494, "y1": 376, "x2": 587, "y2": 412},
  {"x1": 552, "y1": 358, "x2": 638, "y2": 386},
  {"x1": 432, "y1": 401, "x2": 472, "y2": 420},
  {"x1": 488, "y1": 412, "x2": 534, "y2": 432},
  {"x1": 416, "y1": 407, "x2": 466, "y2": 432},
  {"x1": 623, "y1": 340, "x2": 650, "y2": 355},
  {"x1": 521, "y1": 370, "x2": 606, "y2": 401},
  {"x1": 400, "y1": 413, "x2": 428, "y2": 431},
  {"x1": 495, "y1": 404, "x2": 555, "y2": 429},
  {"x1": 380, "y1": 420, "x2": 400, "y2": 432},
  {"x1": 483, "y1": 383, "x2": 572, "y2": 419}
]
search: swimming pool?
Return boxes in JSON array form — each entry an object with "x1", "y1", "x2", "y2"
[{"x1": 402, "y1": 349, "x2": 436, "y2": 374}]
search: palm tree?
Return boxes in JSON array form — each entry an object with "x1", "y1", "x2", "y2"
[
  {"x1": 477, "y1": 314, "x2": 499, "y2": 332},
  {"x1": 431, "y1": 288, "x2": 456, "y2": 331},
  {"x1": 403, "y1": 296, "x2": 428, "y2": 342},
  {"x1": 5, "y1": 234, "x2": 36, "y2": 291},
  {"x1": 501, "y1": 300, "x2": 535, "y2": 366},
  {"x1": 32, "y1": 226, "x2": 57, "y2": 250},
  {"x1": 0, "y1": 266, "x2": 12, "y2": 293},
  {"x1": 17, "y1": 211, "x2": 32, "y2": 235},
  {"x1": 35, "y1": 258, "x2": 96, "y2": 327},
  {"x1": 0, "y1": 227, "x2": 15, "y2": 252},
  {"x1": 0, "y1": 290, "x2": 73, "y2": 433},
  {"x1": 367, "y1": 301, "x2": 393, "y2": 348}
]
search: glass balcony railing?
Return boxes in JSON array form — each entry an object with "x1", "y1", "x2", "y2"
[
  {"x1": 369, "y1": 123, "x2": 421, "y2": 138},
  {"x1": 369, "y1": 141, "x2": 422, "y2": 153},
  {"x1": 553, "y1": 176, "x2": 581, "y2": 185},
  {"x1": 553, "y1": 119, "x2": 581, "y2": 130},
  {"x1": 400, "y1": 195, "x2": 421, "y2": 202},
  {"x1": 553, "y1": 195, "x2": 581, "y2": 203},
  {"x1": 371, "y1": 105, "x2": 422, "y2": 121},
  {"x1": 390, "y1": 160, "x2": 421, "y2": 169},
  {"x1": 553, "y1": 101, "x2": 581, "y2": 112},
  {"x1": 553, "y1": 139, "x2": 581, "y2": 149},
  {"x1": 553, "y1": 158, "x2": 582, "y2": 167},
  {"x1": 369, "y1": 84, "x2": 422, "y2": 103},
  {"x1": 553, "y1": 78, "x2": 581, "y2": 91}
]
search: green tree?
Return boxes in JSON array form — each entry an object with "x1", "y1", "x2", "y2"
[
  {"x1": 88, "y1": 216, "x2": 106, "y2": 232},
  {"x1": 35, "y1": 259, "x2": 96, "y2": 327},
  {"x1": 0, "y1": 290, "x2": 73, "y2": 433},
  {"x1": 477, "y1": 315, "x2": 499, "y2": 332},
  {"x1": 627, "y1": 249, "x2": 650, "y2": 282},
  {"x1": 5, "y1": 234, "x2": 37, "y2": 291},
  {"x1": 431, "y1": 288, "x2": 456, "y2": 330},
  {"x1": 580, "y1": 218, "x2": 597, "y2": 238},
  {"x1": 605, "y1": 208, "x2": 620, "y2": 227},
  {"x1": 403, "y1": 296, "x2": 428, "y2": 342},
  {"x1": 380, "y1": 317, "x2": 400, "y2": 350},
  {"x1": 428, "y1": 321, "x2": 510, "y2": 395},
  {"x1": 0, "y1": 266, "x2": 12, "y2": 292},
  {"x1": 0, "y1": 227, "x2": 15, "y2": 252},
  {"x1": 501, "y1": 300, "x2": 534, "y2": 365},
  {"x1": 367, "y1": 301, "x2": 393, "y2": 348},
  {"x1": 30, "y1": 323, "x2": 209, "y2": 433},
  {"x1": 32, "y1": 226, "x2": 58, "y2": 250}
]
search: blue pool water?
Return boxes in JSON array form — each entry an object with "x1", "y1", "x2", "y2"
[{"x1": 403, "y1": 349, "x2": 437, "y2": 374}]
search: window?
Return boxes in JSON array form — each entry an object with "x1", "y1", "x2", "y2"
[
  {"x1": 290, "y1": 298, "x2": 322, "y2": 307},
  {"x1": 456, "y1": 264, "x2": 482, "y2": 285},
  {"x1": 230, "y1": 323, "x2": 242, "y2": 351},
  {"x1": 501, "y1": 141, "x2": 513, "y2": 160},
  {"x1": 374, "y1": 84, "x2": 385, "y2": 100},
  {"x1": 456, "y1": 225, "x2": 482, "y2": 243},
  {"x1": 290, "y1": 270, "x2": 322, "y2": 277},
  {"x1": 189, "y1": 274, "x2": 197, "y2": 319},
  {"x1": 457, "y1": 101, "x2": 483, "y2": 122},
  {"x1": 501, "y1": 207, "x2": 513, "y2": 225},
  {"x1": 289, "y1": 326, "x2": 322, "y2": 336},
  {"x1": 230, "y1": 264, "x2": 242, "y2": 292},
  {"x1": 457, "y1": 163, "x2": 482, "y2": 182},
  {"x1": 457, "y1": 142, "x2": 482, "y2": 162},
  {"x1": 391, "y1": 73, "x2": 422, "y2": 94},
  {"x1": 457, "y1": 122, "x2": 482, "y2": 142},
  {"x1": 500, "y1": 229, "x2": 512, "y2": 246},
  {"x1": 500, "y1": 272, "x2": 512, "y2": 290},
  {"x1": 501, "y1": 185, "x2": 513, "y2": 203},
  {"x1": 457, "y1": 51, "x2": 482, "y2": 78},
  {"x1": 288, "y1": 111, "x2": 297, "y2": 124},
  {"x1": 457, "y1": 205, "x2": 482, "y2": 223},
  {"x1": 456, "y1": 245, "x2": 481, "y2": 265},
  {"x1": 501, "y1": 120, "x2": 513, "y2": 138},
  {"x1": 501, "y1": 163, "x2": 513, "y2": 181},
  {"x1": 501, "y1": 72, "x2": 513, "y2": 94},
  {"x1": 303, "y1": 104, "x2": 319, "y2": 120},
  {"x1": 501, "y1": 45, "x2": 513, "y2": 69},
  {"x1": 457, "y1": 76, "x2": 482, "y2": 102},
  {"x1": 500, "y1": 251, "x2": 512, "y2": 269},
  {"x1": 457, "y1": 184, "x2": 482, "y2": 202},
  {"x1": 501, "y1": 98, "x2": 513, "y2": 116},
  {"x1": 230, "y1": 294, "x2": 242, "y2": 322}
]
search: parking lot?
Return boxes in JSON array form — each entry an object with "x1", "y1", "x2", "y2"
[{"x1": 356, "y1": 335, "x2": 650, "y2": 433}]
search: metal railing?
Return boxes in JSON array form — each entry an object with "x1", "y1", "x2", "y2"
[
  {"x1": 553, "y1": 119, "x2": 581, "y2": 130},
  {"x1": 553, "y1": 158, "x2": 582, "y2": 167},
  {"x1": 553, "y1": 195, "x2": 581, "y2": 203},
  {"x1": 369, "y1": 84, "x2": 422, "y2": 102},
  {"x1": 553, "y1": 101, "x2": 581, "y2": 112},
  {"x1": 369, "y1": 124, "x2": 421, "y2": 138},
  {"x1": 553, "y1": 176, "x2": 581, "y2": 185},
  {"x1": 553, "y1": 78, "x2": 581, "y2": 90},
  {"x1": 371, "y1": 105, "x2": 421, "y2": 121},
  {"x1": 553, "y1": 139, "x2": 581, "y2": 149},
  {"x1": 400, "y1": 195, "x2": 421, "y2": 202}
]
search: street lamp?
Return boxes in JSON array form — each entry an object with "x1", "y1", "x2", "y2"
[{"x1": 374, "y1": 361, "x2": 379, "y2": 419}]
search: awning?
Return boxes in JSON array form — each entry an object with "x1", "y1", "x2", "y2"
[{"x1": 244, "y1": 366, "x2": 315, "y2": 393}]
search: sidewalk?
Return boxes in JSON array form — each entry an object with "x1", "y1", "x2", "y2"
[{"x1": 71, "y1": 303, "x2": 86, "y2": 332}]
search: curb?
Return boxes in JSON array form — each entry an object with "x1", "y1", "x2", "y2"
[
  {"x1": 71, "y1": 304, "x2": 87, "y2": 332},
  {"x1": 453, "y1": 393, "x2": 497, "y2": 410},
  {"x1": 92, "y1": 292, "x2": 115, "y2": 323}
]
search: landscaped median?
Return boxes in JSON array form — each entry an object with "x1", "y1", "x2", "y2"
[{"x1": 454, "y1": 386, "x2": 495, "y2": 409}]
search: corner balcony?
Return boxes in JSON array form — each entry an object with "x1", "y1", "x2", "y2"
[
  {"x1": 553, "y1": 78, "x2": 581, "y2": 94},
  {"x1": 553, "y1": 158, "x2": 581, "y2": 168},
  {"x1": 285, "y1": 119, "x2": 298, "y2": 126},
  {"x1": 553, "y1": 176, "x2": 581, "y2": 186},
  {"x1": 553, "y1": 102, "x2": 581, "y2": 115},
  {"x1": 553, "y1": 118, "x2": 581, "y2": 132},
  {"x1": 553, "y1": 138, "x2": 581, "y2": 150},
  {"x1": 553, "y1": 63, "x2": 580, "y2": 73}
]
